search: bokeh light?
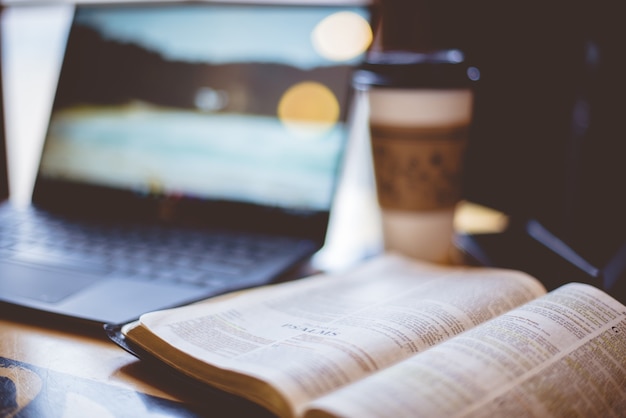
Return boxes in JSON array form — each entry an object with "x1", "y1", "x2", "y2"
[
  {"x1": 277, "y1": 81, "x2": 340, "y2": 137},
  {"x1": 311, "y1": 11, "x2": 372, "y2": 62},
  {"x1": 194, "y1": 87, "x2": 229, "y2": 112}
]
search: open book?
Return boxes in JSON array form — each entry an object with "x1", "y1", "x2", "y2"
[{"x1": 118, "y1": 253, "x2": 626, "y2": 417}]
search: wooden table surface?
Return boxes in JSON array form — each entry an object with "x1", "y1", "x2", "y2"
[{"x1": 0, "y1": 307, "x2": 278, "y2": 417}]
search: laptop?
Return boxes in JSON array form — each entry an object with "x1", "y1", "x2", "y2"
[{"x1": 0, "y1": 0, "x2": 372, "y2": 325}]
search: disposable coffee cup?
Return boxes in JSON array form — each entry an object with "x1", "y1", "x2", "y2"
[{"x1": 353, "y1": 49, "x2": 478, "y2": 263}]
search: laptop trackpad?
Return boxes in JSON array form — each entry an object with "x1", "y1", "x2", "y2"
[{"x1": 0, "y1": 262, "x2": 99, "y2": 303}]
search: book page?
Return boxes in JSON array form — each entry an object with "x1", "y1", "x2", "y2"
[
  {"x1": 304, "y1": 282, "x2": 626, "y2": 418},
  {"x1": 131, "y1": 254, "x2": 545, "y2": 417}
]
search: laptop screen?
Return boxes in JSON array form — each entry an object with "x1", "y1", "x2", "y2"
[{"x1": 33, "y1": 1, "x2": 372, "y2": 236}]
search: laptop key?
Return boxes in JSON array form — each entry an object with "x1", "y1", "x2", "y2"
[
  {"x1": 1, "y1": 208, "x2": 300, "y2": 291},
  {"x1": 9, "y1": 248, "x2": 108, "y2": 273}
]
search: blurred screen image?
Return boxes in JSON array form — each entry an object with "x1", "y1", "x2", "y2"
[{"x1": 38, "y1": 3, "x2": 372, "y2": 212}]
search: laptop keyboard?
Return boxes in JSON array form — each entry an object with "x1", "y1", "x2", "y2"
[{"x1": 0, "y1": 208, "x2": 303, "y2": 288}]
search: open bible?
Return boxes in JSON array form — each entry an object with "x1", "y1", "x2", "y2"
[{"x1": 116, "y1": 253, "x2": 626, "y2": 417}]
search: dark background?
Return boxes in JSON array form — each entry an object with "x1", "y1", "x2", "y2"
[{"x1": 374, "y1": 0, "x2": 626, "y2": 270}]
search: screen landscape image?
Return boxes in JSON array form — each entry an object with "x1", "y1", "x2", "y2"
[{"x1": 39, "y1": 4, "x2": 372, "y2": 211}]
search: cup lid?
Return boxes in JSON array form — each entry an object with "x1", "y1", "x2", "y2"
[{"x1": 353, "y1": 49, "x2": 479, "y2": 89}]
